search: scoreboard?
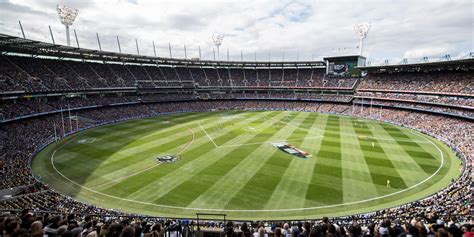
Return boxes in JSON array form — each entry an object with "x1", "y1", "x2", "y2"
[{"x1": 324, "y1": 55, "x2": 366, "y2": 76}]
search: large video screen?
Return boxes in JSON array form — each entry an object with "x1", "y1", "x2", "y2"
[
  {"x1": 328, "y1": 62, "x2": 356, "y2": 76},
  {"x1": 330, "y1": 63, "x2": 350, "y2": 75}
]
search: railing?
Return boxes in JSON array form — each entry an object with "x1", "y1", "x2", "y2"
[
  {"x1": 353, "y1": 101, "x2": 474, "y2": 121},
  {"x1": 356, "y1": 88, "x2": 474, "y2": 98}
]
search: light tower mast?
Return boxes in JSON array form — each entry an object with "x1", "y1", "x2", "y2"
[
  {"x1": 353, "y1": 23, "x2": 371, "y2": 56},
  {"x1": 212, "y1": 32, "x2": 224, "y2": 60},
  {"x1": 57, "y1": 5, "x2": 79, "y2": 46}
]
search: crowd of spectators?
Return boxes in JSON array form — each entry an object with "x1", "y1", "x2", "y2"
[
  {"x1": 201, "y1": 92, "x2": 353, "y2": 102},
  {"x1": 0, "y1": 56, "x2": 359, "y2": 93},
  {"x1": 0, "y1": 210, "x2": 473, "y2": 237},
  {"x1": 355, "y1": 92, "x2": 473, "y2": 108},
  {"x1": 352, "y1": 98, "x2": 474, "y2": 118},
  {"x1": 358, "y1": 71, "x2": 473, "y2": 95},
  {"x1": 0, "y1": 93, "x2": 355, "y2": 121},
  {"x1": 355, "y1": 70, "x2": 473, "y2": 119},
  {"x1": 0, "y1": 94, "x2": 198, "y2": 121}
]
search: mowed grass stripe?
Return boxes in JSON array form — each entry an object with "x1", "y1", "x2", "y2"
[
  {"x1": 373, "y1": 124, "x2": 439, "y2": 175},
  {"x1": 62, "y1": 112, "x2": 223, "y2": 156},
  {"x1": 380, "y1": 125, "x2": 440, "y2": 174},
  {"x1": 340, "y1": 117, "x2": 379, "y2": 202},
  {"x1": 82, "y1": 126, "x2": 201, "y2": 188},
  {"x1": 56, "y1": 124, "x2": 193, "y2": 166},
  {"x1": 95, "y1": 130, "x2": 217, "y2": 197},
  {"x1": 101, "y1": 112, "x2": 195, "y2": 129},
  {"x1": 83, "y1": 112, "x2": 213, "y2": 141},
  {"x1": 262, "y1": 112, "x2": 325, "y2": 209},
  {"x1": 297, "y1": 155, "x2": 412, "y2": 184},
  {"x1": 352, "y1": 122, "x2": 408, "y2": 191},
  {"x1": 58, "y1": 112, "x2": 215, "y2": 162},
  {"x1": 97, "y1": 111, "x2": 275, "y2": 198},
  {"x1": 92, "y1": 111, "x2": 272, "y2": 197},
  {"x1": 54, "y1": 125, "x2": 198, "y2": 187},
  {"x1": 220, "y1": 112, "x2": 314, "y2": 210},
  {"x1": 106, "y1": 112, "x2": 200, "y2": 128},
  {"x1": 56, "y1": 118, "x2": 205, "y2": 170},
  {"x1": 152, "y1": 111, "x2": 302, "y2": 207},
  {"x1": 307, "y1": 118, "x2": 422, "y2": 144},
  {"x1": 61, "y1": 112, "x2": 247, "y2": 167},
  {"x1": 197, "y1": 112, "x2": 320, "y2": 209},
  {"x1": 305, "y1": 115, "x2": 343, "y2": 206},
  {"x1": 116, "y1": 111, "x2": 281, "y2": 201}
]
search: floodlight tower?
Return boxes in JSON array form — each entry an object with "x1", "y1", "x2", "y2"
[
  {"x1": 57, "y1": 5, "x2": 79, "y2": 46},
  {"x1": 212, "y1": 32, "x2": 224, "y2": 60},
  {"x1": 353, "y1": 23, "x2": 370, "y2": 56}
]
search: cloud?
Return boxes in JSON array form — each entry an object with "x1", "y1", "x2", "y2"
[
  {"x1": 0, "y1": 0, "x2": 471, "y2": 62},
  {"x1": 403, "y1": 46, "x2": 453, "y2": 60},
  {"x1": 166, "y1": 13, "x2": 208, "y2": 31}
]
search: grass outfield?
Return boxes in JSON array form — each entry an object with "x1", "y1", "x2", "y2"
[{"x1": 32, "y1": 110, "x2": 461, "y2": 220}]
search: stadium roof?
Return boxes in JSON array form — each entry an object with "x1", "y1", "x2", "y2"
[
  {"x1": 1, "y1": 33, "x2": 472, "y2": 71},
  {"x1": 357, "y1": 58, "x2": 474, "y2": 72},
  {"x1": 0, "y1": 34, "x2": 325, "y2": 68},
  {"x1": 323, "y1": 55, "x2": 366, "y2": 61}
]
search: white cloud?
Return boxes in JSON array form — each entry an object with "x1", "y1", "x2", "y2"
[
  {"x1": 403, "y1": 46, "x2": 453, "y2": 60},
  {"x1": 0, "y1": 0, "x2": 472, "y2": 62}
]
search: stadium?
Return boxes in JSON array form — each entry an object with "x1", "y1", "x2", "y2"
[{"x1": 0, "y1": 1, "x2": 472, "y2": 237}]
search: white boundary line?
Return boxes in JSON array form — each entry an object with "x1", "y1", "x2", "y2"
[
  {"x1": 91, "y1": 163, "x2": 162, "y2": 189},
  {"x1": 198, "y1": 121, "x2": 218, "y2": 148},
  {"x1": 49, "y1": 112, "x2": 447, "y2": 213}
]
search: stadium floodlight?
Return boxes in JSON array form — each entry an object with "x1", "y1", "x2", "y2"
[
  {"x1": 57, "y1": 5, "x2": 79, "y2": 46},
  {"x1": 212, "y1": 32, "x2": 224, "y2": 60},
  {"x1": 353, "y1": 23, "x2": 370, "y2": 56}
]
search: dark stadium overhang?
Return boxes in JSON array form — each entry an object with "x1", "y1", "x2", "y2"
[
  {"x1": 323, "y1": 55, "x2": 366, "y2": 61},
  {"x1": 356, "y1": 58, "x2": 474, "y2": 72},
  {"x1": 0, "y1": 33, "x2": 325, "y2": 68}
]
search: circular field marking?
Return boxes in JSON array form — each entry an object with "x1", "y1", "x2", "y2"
[{"x1": 46, "y1": 111, "x2": 449, "y2": 214}]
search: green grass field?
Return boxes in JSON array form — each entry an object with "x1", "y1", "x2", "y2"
[{"x1": 32, "y1": 110, "x2": 461, "y2": 220}]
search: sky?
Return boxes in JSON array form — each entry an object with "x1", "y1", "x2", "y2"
[{"x1": 0, "y1": 0, "x2": 472, "y2": 64}]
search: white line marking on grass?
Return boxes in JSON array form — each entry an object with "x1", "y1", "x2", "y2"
[
  {"x1": 90, "y1": 125, "x2": 195, "y2": 189},
  {"x1": 91, "y1": 164, "x2": 161, "y2": 189},
  {"x1": 49, "y1": 114, "x2": 446, "y2": 213},
  {"x1": 198, "y1": 122, "x2": 218, "y2": 148}
]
